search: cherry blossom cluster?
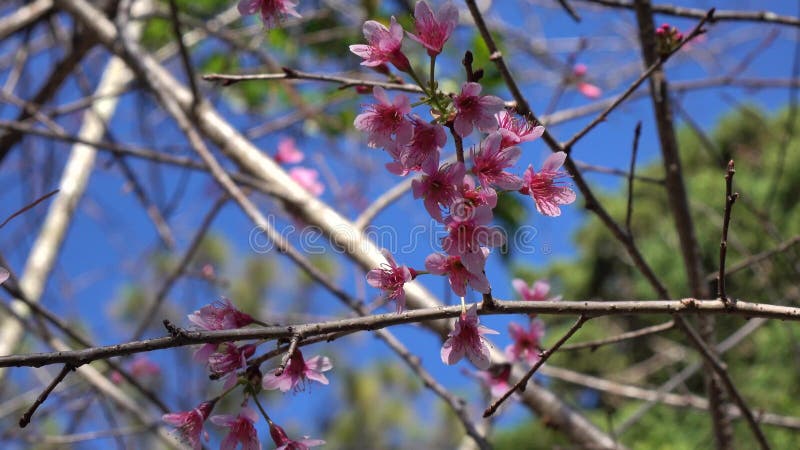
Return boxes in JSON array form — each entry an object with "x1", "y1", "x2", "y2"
[
  {"x1": 655, "y1": 23, "x2": 685, "y2": 56},
  {"x1": 354, "y1": 1, "x2": 575, "y2": 369},
  {"x1": 162, "y1": 299, "x2": 327, "y2": 449}
]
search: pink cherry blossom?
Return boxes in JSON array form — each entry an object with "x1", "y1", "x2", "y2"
[
  {"x1": 211, "y1": 407, "x2": 261, "y2": 450},
  {"x1": 0, "y1": 267, "x2": 8, "y2": 285},
  {"x1": 425, "y1": 252, "x2": 490, "y2": 297},
  {"x1": 441, "y1": 304, "x2": 498, "y2": 370},
  {"x1": 263, "y1": 349, "x2": 332, "y2": 392},
  {"x1": 208, "y1": 343, "x2": 257, "y2": 388},
  {"x1": 520, "y1": 152, "x2": 576, "y2": 217},
  {"x1": 411, "y1": 161, "x2": 465, "y2": 222},
  {"x1": 349, "y1": 17, "x2": 411, "y2": 72},
  {"x1": 505, "y1": 320, "x2": 545, "y2": 365},
  {"x1": 269, "y1": 421, "x2": 325, "y2": 450},
  {"x1": 457, "y1": 174, "x2": 497, "y2": 210},
  {"x1": 385, "y1": 115, "x2": 446, "y2": 176},
  {"x1": 408, "y1": 0, "x2": 459, "y2": 56},
  {"x1": 162, "y1": 401, "x2": 214, "y2": 450},
  {"x1": 495, "y1": 111, "x2": 545, "y2": 148},
  {"x1": 189, "y1": 298, "x2": 254, "y2": 331},
  {"x1": 354, "y1": 86, "x2": 413, "y2": 148},
  {"x1": 237, "y1": 0, "x2": 300, "y2": 27},
  {"x1": 475, "y1": 364, "x2": 512, "y2": 398},
  {"x1": 452, "y1": 82, "x2": 505, "y2": 137},
  {"x1": 366, "y1": 249, "x2": 415, "y2": 312},
  {"x1": 275, "y1": 137, "x2": 304, "y2": 164},
  {"x1": 471, "y1": 132, "x2": 524, "y2": 192},
  {"x1": 189, "y1": 299, "x2": 254, "y2": 363},
  {"x1": 441, "y1": 204, "x2": 505, "y2": 274},
  {"x1": 289, "y1": 167, "x2": 325, "y2": 196},
  {"x1": 512, "y1": 278, "x2": 559, "y2": 301}
]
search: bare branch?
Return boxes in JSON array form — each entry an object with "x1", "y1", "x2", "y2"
[
  {"x1": 18, "y1": 364, "x2": 72, "y2": 428},
  {"x1": 560, "y1": 320, "x2": 674, "y2": 352},
  {"x1": 203, "y1": 69, "x2": 425, "y2": 94},
  {"x1": 625, "y1": 122, "x2": 642, "y2": 233},
  {"x1": 717, "y1": 161, "x2": 739, "y2": 300},
  {"x1": 4, "y1": 297, "x2": 799, "y2": 369}
]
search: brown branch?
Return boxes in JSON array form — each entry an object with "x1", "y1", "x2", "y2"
[
  {"x1": 717, "y1": 161, "x2": 739, "y2": 300},
  {"x1": 3, "y1": 299, "x2": 800, "y2": 369},
  {"x1": 18, "y1": 364, "x2": 73, "y2": 428},
  {"x1": 484, "y1": 315, "x2": 589, "y2": 417},
  {"x1": 202, "y1": 69, "x2": 424, "y2": 94},
  {"x1": 166, "y1": 0, "x2": 199, "y2": 108},
  {"x1": 560, "y1": 320, "x2": 674, "y2": 351},
  {"x1": 0, "y1": 189, "x2": 59, "y2": 229},
  {"x1": 625, "y1": 122, "x2": 642, "y2": 233},
  {"x1": 274, "y1": 335, "x2": 301, "y2": 377},
  {"x1": 556, "y1": 0, "x2": 582, "y2": 22}
]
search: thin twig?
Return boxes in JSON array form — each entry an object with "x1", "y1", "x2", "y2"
[
  {"x1": 717, "y1": 160, "x2": 739, "y2": 300},
  {"x1": 560, "y1": 320, "x2": 674, "y2": 351},
  {"x1": 555, "y1": 0, "x2": 581, "y2": 22},
  {"x1": 274, "y1": 335, "x2": 301, "y2": 377},
  {"x1": 484, "y1": 315, "x2": 589, "y2": 417},
  {"x1": 19, "y1": 364, "x2": 73, "y2": 427},
  {"x1": 166, "y1": 0, "x2": 199, "y2": 108},
  {"x1": 0, "y1": 189, "x2": 58, "y2": 229},
  {"x1": 625, "y1": 122, "x2": 642, "y2": 233}
]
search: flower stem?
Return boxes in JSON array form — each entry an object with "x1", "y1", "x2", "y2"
[
  {"x1": 429, "y1": 54, "x2": 437, "y2": 94},
  {"x1": 408, "y1": 59, "x2": 447, "y2": 116},
  {"x1": 252, "y1": 393, "x2": 272, "y2": 424}
]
